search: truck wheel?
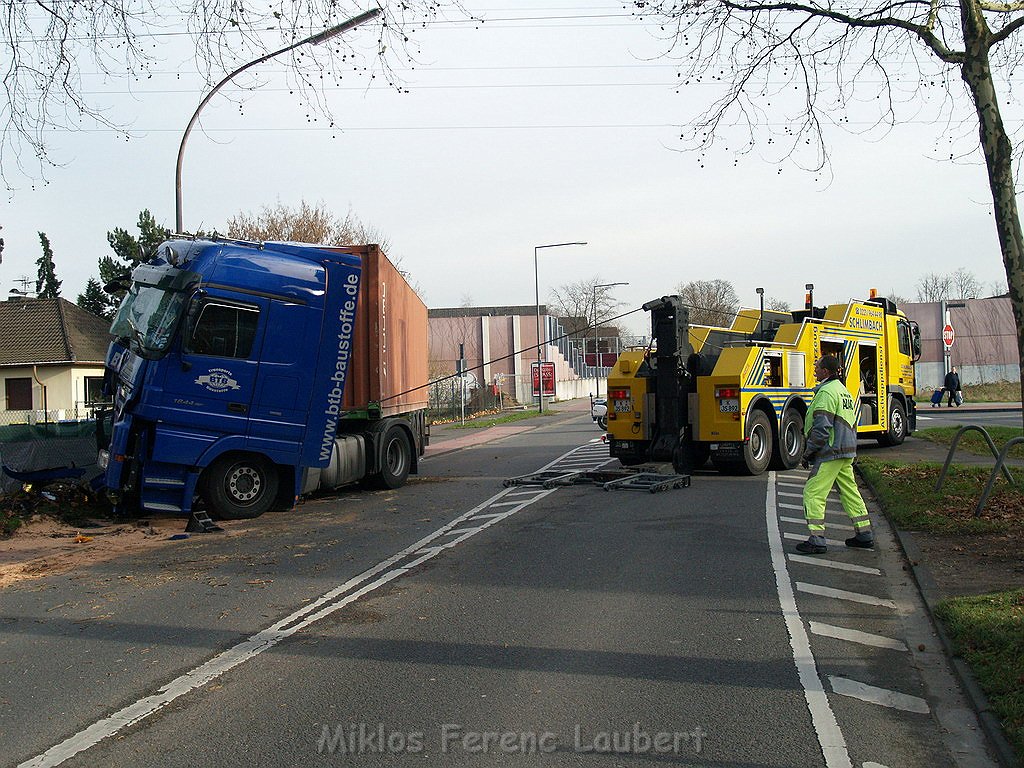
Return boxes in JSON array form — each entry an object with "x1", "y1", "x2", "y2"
[
  {"x1": 877, "y1": 399, "x2": 907, "y2": 446},
  {"x1": 770, "y1": 408, "x2": 805, "y2": 470},
  {"x1": 597, "y1": 415, "x2": 608, "y2": 431},
  {"x1": 742, "y1": 410, "x2": 773, "y2": 475},
  {"x1": 202, "y1": 454, "x2": 278, "y2": 520},
  {"x1": 672, "y1": 441, "x2": 709, "y2": 473},
  {"x1": 372, "y1": 425, "x2": 412, "y2": 490}
]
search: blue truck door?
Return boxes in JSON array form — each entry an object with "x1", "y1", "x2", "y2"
[{"x1": 159, "y1": 294, "x2": 266, "y2": 448}]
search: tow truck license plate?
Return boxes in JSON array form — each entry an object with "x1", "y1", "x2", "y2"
[
  {"x1": 719, "y1": 398, "x2": 739, "y2": 413},
  {"x1": 613, "y1": 399, "x2": 633, "y2": 413}
]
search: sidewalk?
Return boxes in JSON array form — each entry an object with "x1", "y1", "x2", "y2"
[{"x1": 424, "y1": 398, "x2": 594, "y2": 459}]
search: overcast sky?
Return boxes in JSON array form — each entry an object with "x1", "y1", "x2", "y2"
[{"x1": 0, "y1": 1, "x2": 1014, "y2": 336}]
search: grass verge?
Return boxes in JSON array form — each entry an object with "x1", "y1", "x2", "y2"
[
  {"x1": 960, "y1": 381, "x2": 1021, "y2": 403},
  {"x1": 856, "y1": 458, "x2": 1024, "y2": 534},
  {"x1": 933, "y1": 590, "x2": 1024, "y2": 760},
  {"x1": 915, "y1": 426, "x2": 1024, "y2": 460},
  {"x1": 442, "y1": 409, "x2": 560, "y2": 430}
]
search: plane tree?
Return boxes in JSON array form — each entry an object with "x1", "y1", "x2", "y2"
[{"x1": 633, "y1": 0, "x2": 1024, "y2": 411}]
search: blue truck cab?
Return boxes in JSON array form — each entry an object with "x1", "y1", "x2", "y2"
[{"x1": 98, "y1": 237, "x2": 427, "y2": 520}]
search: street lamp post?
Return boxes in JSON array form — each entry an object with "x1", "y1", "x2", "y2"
[
  {"x1": 175, "y1": 7, "x2": 381, "y2": 233},
  {"x1": 534, "y1": 241, "x2": 587, "y2": 413},
  {"x1": 592, "y1": 281, "x2": 628, "y2": 397}
]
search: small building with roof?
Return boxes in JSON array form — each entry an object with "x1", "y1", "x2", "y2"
[{"x1": 0, "y1": 297, "x2": 112, "y2": 424}]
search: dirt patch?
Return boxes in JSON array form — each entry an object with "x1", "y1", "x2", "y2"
[
  {"x1": 910, "y1": 529, "x2": 1024, "y2": 601},
  {"x1": 0, "y1": 515, "x2": 188, "y2": 589}
]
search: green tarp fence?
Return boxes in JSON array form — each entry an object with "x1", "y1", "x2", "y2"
[{"x1": 0, "y1": 420, "x2": 100, "y2": 494}]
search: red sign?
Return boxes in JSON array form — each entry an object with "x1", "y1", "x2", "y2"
[
  {"x1": 942, "y1": 324, "x2": 955, "y2": 347},
  {"x1": 531, "y1": 361, "x2": 556, "y2": 397}
]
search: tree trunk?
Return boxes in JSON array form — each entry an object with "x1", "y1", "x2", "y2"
[{"x1": 960, "y1": 0, "x2": 1024, "y2": 426}]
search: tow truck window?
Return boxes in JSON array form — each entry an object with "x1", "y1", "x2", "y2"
[
  {"x1": 898, "y1": 322, "x2": 912, "y2": 356},
  {"x1": 188, "y1": 303, "x2": 259, "y2": 359}
]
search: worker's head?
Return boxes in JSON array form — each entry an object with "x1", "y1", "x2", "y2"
[{"x1": 814, "y1": 355, "x2": 841, "y2": 382}]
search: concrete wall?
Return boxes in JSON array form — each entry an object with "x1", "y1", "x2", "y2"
[{"x1": 902, "y1": 297, "x2": 1019, "y2": 389}]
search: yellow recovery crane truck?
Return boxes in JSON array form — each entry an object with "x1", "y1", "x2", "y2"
[{"x1": 605, "y1": 292, "x2": 922, "y2": 475}]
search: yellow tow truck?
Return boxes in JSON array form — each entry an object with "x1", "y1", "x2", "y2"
[{"x1": 605, "y1": 292, "x2": 921, "y2": 474}]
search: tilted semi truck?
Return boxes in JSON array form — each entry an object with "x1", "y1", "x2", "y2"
[
  {"x1": 605, "y1": 292, "x2": 921, "y2": 475},
  {"x1": 97, "y1": 237, "x2": 429, "y2": 519}
]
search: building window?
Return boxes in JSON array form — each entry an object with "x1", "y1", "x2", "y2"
[
  {"x1": 188, "y1": 302, "x2": 259, "y2": 359},
  {"x1": 5, "y1": 378, "x2": 32, "y2": 410},
  {"x1": 84, "y1": 376, "x2": 106, "y2": 405}
]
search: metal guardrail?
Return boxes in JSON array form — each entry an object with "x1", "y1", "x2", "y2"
[{"x1": 935, "y1": 425, "x2": 1021, "y2": 517}]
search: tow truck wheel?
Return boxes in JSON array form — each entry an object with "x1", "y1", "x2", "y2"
[
  {"x1": 741, "y1": 410, "x2": 773, "y2": 475},
  {"x1": 371, "y1": 425, "x2": 412, "y2": 490},
  {"x1": 877, "y1": 399, "x2": 907, "y2": 446},
  {"x1": 770, "y1": 408, "x2": 805, "y2": 470},
  {"x1": 202, "y1": 454, "x2": 279, "y2": 520}
]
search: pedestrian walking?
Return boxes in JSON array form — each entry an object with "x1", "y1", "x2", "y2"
[
  {"x1": 796, "y1": 355, "x2": 873, "y2": 554},
  {"x1": 943, "y1": 366, "x2": 962, "y2": 407}
]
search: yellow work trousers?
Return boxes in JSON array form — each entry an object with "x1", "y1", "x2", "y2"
[{"x1": 803, "y1": 457, "x2": 870, "y2": 535}]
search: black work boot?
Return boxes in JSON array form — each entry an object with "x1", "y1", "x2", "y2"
[
  {"x1": 796, "y1": 536, "x2": 827, "y2": 555},
  {"x1": 845, "y1": 532, "x2": 874, "y2": 549}
]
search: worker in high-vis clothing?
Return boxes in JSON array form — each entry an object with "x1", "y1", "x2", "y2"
[{"x1": 796, "y1": 355, "x2": 874, "y2": 554}]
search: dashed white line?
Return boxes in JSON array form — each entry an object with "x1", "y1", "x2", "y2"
[
  {"x1": 795, "y1": 582, "x2": 896, "y2": 610},
  {"x1": 809, "y1": 622, "x2": 908, "y2": 652},
  {"x1": 828, "y1": 676, "x2": 931, "y2": 714},
  {"x1": 765, "y1": 472, "x2": 852, "y2": 768},
  {"x1": 789, "y1": 554, "x2": 882, "y2": 575},
  {"x1": 20, "y1": 441, "x2": 601, "y2": 768}
]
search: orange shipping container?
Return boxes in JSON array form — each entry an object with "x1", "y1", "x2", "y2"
[{"x1": 335, "y1": 245, "x2": 429, "y2": 417}]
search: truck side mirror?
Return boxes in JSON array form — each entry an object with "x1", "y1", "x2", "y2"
[{"x1": 911, "y1": 323, "x2": 922, "y2": 361}]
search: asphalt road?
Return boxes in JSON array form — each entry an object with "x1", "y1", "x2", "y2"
[{"x1": 1, "y1": 411, "x2": 998, "y2": 768}]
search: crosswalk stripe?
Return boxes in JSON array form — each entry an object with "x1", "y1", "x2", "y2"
[
  {"x1": 789, "y1": 554, "x2": 882, "y2": 575},
  {"x1": 784, "y1": 532, "x2": 847, "y2": 548},
  {"x1": 828, "y1": 676, "x2": 930, "y2": 714},
  {"x1": 780, "y1": 515, "x2": 855, "y2": 532},
  {"x1": 809, "y1": 622, "x2": 907, "y2": 651},
  {"x1": 795, "y1": 582, "x2": 895, "y2": 609}
]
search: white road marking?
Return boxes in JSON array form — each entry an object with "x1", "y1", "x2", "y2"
[
  {"x1": 778, "y1": 502, "x2": 852, "y2": 520},
  {"x1": 796, "y1": 583, "x2": 896, "y2": 610},
  {"x1": 765, "y1": 473, "x2": 852, "y2": 768},
  {"x1": 21, "y1": 440, "x2": 611, "y2": 768},
  {"x1": 809, "y1": 622, "x2": 908, "y2": 652},
  {"x1": 863, "y1": 763, "x2": 892, "y2": 768},
  {"x1": 789, "y1": 555, "x2": 882, "y2": 575},
  {"x1": 828, "y1": 676, "x2": 931, "y2": 714},
  {"x1": 784, "y1": 532, "x2": 847, "y2": 548},
  {"x1": 781, "y1": 515, "x2": 854, "y2": 532}
]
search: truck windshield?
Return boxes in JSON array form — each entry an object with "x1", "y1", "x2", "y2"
[{"x1": 110, "y1": 285, "x2": 188, "y2": 357}]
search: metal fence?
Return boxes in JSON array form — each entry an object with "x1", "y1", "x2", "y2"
[
  {"x1": 428, "y1": 376, "x2": 522, "y2": 424},
  {"x1": 0, "y1": 420, "x2": 101, "y2": 495}
]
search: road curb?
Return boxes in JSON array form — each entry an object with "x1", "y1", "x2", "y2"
[{"x1": 857, "y1": 467, "x2": 1021, "y2": 768}]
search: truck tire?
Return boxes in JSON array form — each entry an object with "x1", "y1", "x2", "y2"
[
  {"x1": 877, "y1": 399, "x2": 907, "y2": 446},
  {"x1": 202, "y1": 454, "x2": 279, "y2": 520},
  {"x1": 770, "y1": 408, "x2": 805, "y2": 470},
  {"x1": 371, "y1": 425, "x2": 412, "y2": 490},
  {"x1": 597, "y1": 415, "x2": 608, "y2": 431},
  {"x1": 741, "y1": 410, "x2": 773, "y2": 475},
  {"x1": 672, "y1": 441, "x2": 710, "y2": 473}
]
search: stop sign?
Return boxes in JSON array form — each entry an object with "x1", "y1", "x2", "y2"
[{"x1": 942, "y1": 324, "x2": 955, "y2": 347}]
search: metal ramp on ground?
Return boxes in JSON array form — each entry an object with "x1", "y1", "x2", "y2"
[{"x1": 503, "y1": 467, "x2": 690, "y2": 493}]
